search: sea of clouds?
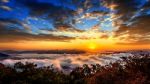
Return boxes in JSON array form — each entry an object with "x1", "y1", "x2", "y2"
[{"x1": 0, "y1": 53, "x2": 133, "y2": 72}]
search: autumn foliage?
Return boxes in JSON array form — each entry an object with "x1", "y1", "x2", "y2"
[{"x1": 0, "y1": 54, "x2": 150, "y2": 84}]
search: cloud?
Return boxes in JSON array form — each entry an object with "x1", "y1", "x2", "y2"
[
  {"x1": 0, "y1": 53, "x2": 131, "y2": 71},
  {"x1": 14, "y1": 0, "x2": 110, "y2": 32},
  {"x1": 0, "y1": 5, "x2": 12, "y2": 11},
  {"x1": 54, "y1": 23, "x2": 83, "y2": 32},
  {"x1": 106, "y1": 0, "x2": 150, "y2": 44},
  {"x1": 114, "y1": 14, "x2": 150, "y2": 44},
  {"x1": 0, "y1": 25, "x2": 75, "y2": 42},
  {"x1": 0, "y1": 0, "x2": 150, "y2": 44},
  {"x1": 0, "y1": 0, "x2": 9, "y2": 3},
  {"x1": 15, "y1": 0, "x2": 78, "y2": 31}
]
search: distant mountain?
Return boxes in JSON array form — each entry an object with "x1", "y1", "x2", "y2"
[
  {"x1": 0, "y1": 52, "x2": 10, "y2": 58},
  {"x1": 1, "y1": 50, "x2": 86, "y2": 54}
]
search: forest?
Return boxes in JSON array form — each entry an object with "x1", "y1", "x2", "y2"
[{"x1": 0, "y1": 54, "x2": 150, "y2": 84}]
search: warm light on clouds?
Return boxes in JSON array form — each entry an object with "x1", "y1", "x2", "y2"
[{"x1": 0, "y1": 0, "x2": 150, "y2": 51}]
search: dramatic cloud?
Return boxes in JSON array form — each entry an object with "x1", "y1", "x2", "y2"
[
  {"x1": 101, "y1": 0, "x2": 150, "y2": 45},
  {"x1": 0, "y1": 24, "x2": 75, "y2": 42},
  {"x1": 0, "y1": 0, "x2": 150, "y2": 44},
  {"x1": 112, "y1": 0, "x2": 150, "y2": 44}
]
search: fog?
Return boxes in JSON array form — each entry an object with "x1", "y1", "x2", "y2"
[{"x1": 0, "y1": 53, "x2": 132, "y2": 72}]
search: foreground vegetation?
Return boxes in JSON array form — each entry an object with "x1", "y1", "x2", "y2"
[{"x1": 0, "y1": 54, "x2": 150, "y2": 84}]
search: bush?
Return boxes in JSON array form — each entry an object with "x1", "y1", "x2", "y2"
[{"x1": 0, "y1": 54, "x2": 150, "y2": 84}]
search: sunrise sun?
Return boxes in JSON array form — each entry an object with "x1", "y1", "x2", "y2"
[{"x1": 88, "y1": 43, "x2": 97, "y2": 50}]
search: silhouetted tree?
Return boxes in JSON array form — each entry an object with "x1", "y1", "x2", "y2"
[{"x1": 0, "y1": 54, "x2": 150, "y2": 84}]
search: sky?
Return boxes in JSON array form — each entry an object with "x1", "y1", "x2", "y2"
[{"x1": 0, "y1": 0, "x2": 150, "y2": 52}]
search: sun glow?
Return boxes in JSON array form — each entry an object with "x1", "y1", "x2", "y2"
[{"x1": 88, "y1": 42, "x2": 97, "y2": 50}]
